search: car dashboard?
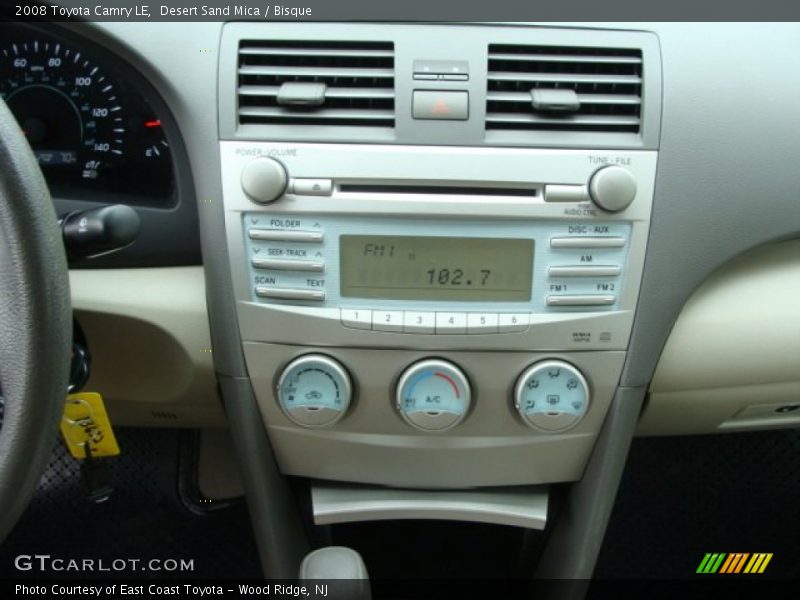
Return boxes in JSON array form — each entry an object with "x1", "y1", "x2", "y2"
[{"x1": 2, "y1": 18, "x2": 799, "y2": 585}]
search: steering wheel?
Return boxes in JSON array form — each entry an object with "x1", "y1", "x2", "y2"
[{"x1": 0, "y1": 99, "x2": 72, "y2": 541}]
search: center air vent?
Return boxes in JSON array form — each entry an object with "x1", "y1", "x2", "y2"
[
  {"x1": 486, "y1": 44, "x2": 643, "y2": 134},
  {"x1": 237, "y1": 40, "x2": 395, "y2": 129}
]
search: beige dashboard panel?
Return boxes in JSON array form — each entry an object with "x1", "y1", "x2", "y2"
[
  {"x1": 638, "y1": 240, "x2": 800, "y2": 435},
  {"x1": 69, "y1": 267, "x2": 225, "y2": 427}
]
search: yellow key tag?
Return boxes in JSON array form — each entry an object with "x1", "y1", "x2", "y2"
[{"x1": 61, "y1": 392, "x2": 120, "y2": 459}]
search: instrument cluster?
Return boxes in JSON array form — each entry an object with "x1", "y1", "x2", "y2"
[{"x1": 0, "y1": 24, "x2": 174, "y2": 206}]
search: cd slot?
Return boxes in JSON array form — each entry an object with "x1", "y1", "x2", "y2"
[{"x1": 338, "y1": 183, "x2": 539, "y2": 198}]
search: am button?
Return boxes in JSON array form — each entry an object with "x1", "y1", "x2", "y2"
[{"x1": 412, "y1": 91, "x2": 469, "y2": 121}]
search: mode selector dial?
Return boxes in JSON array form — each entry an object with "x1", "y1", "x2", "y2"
[
  {"x1": 588, "y1": 165, "x2": 637, "y2": 212},
  {"x1": 241, "y1": 157, "x2": 288, "y2": 204},
  {"x1": 514, "y1": 360, "x2": 590, "y2": 433}
]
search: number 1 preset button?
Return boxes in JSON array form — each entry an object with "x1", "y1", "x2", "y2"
[{"x1": 341, "y1": 309, "x2": 372, "y2": 330}]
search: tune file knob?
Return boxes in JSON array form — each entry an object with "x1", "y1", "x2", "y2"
[{"x1": 588, "y1": 165, "x2": 637, "y2": 212}]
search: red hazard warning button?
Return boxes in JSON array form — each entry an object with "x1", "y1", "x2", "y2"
[{"x1": 412, "y1": 91, "x2": 469, "y2": 121}]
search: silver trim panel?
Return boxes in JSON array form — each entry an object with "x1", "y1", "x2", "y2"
[{"x1": 312, "y1": 484, "x2": 548, "y2": 530}]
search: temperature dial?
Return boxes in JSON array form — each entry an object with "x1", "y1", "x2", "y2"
[
  {"x1": 514, "y1": 360, "x2": 590, "y2": 433},
  {"x1": 277, "y1": 355, "x2": 352, "y2": 428},
  {"x1": 396, "y1": 359, "x2": 471, "y2": 432}
]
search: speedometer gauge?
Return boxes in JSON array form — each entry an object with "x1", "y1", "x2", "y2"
[
  {"x1": 0, "y1": 29, "x2": 174, "y2": 204},
  {"x1": 0, "y1": 38, "x2": 125, "y2": 180}
]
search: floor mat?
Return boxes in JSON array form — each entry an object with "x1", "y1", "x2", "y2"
[
  {"x1": 593, "y1": 429, "x2": 800, "y2": 580},
  {"x1": 0, "y1": 427, "x2": 262, "y2": 579}
]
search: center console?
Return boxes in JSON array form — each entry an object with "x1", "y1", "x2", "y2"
[{"x1": 218, "y1": 23, "x2": 660, "y2": 491}]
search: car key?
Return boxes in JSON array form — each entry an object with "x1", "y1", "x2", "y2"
[{"x1": 79, "y1": 442, "x2": 114, "y2": 504}]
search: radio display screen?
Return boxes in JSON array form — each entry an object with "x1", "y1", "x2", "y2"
[{"x1": 340, "y1": 235, "x2": 533, "y2": 302}]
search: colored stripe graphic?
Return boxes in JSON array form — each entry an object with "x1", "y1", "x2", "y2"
[
  {"x1": 744, "y1": 553, "x2": 773, "y2": 574},
  {"x1": 720, "y1": 553, "x2": 749, "y2": 573},
  {"x1": 719, "y1": 554, "x2": 735, "y2": 574},
  {"x1": 698, "y1": 552, "x2": 773, "y2": 574},
  {"x1": 696, "y1": 554, "x2": 713, "y2": 573},
  {"x1": 697, "y1": 553, "x2": 727, "y2": 574}
]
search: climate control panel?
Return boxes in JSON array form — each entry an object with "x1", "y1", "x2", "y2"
[{"x1": 274, "y1": 353, "x2": 591, "y2": 435}]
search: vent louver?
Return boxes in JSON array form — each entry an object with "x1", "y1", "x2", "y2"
[
  {"x1": 486, "y1": 44, "x2": 643, "y2": 134},
  {"x1": 237, "y1": 40, "x2": 395, "y2": 129}
]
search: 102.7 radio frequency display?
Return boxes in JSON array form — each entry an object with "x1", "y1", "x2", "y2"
[{"x1": 339, "y1": 235, "x2": 534, "y2": 302}]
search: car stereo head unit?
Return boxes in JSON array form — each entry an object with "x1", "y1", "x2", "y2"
[{"x1": 223, "y1": 142, "x2": 655, "y2": 353}]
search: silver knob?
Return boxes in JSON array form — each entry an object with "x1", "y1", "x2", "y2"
[
  {"x1": 276, "y1": 355, "x2": 353, "y2": 428},
  {"x1": 395, "y1": 359, "x2": 472, "y2": 432},
  {"x1": 241, "y1": 157, "x2": 288, "y2": 204},
  {"x1": 514, "y1": 360, "x2": 590, "y2": 433},
  {"x1": 588, "y1": 165, "x2": 637, "y2": 212}
]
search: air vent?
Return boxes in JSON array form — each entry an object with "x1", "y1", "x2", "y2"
[
  {"x1": 237, "y1": 40, "x2": 395, "y2": 129},
  {"x1": 486, "y1": 45, "x2": 643, "y2": 133}
]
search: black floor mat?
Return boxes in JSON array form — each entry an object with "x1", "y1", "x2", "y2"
[
  {"x1": 0, "y1": 428, "x2": 262, "y2": 579},
  {"x1": 593, "y1": 429, "x2": 800, "y2": 580}
]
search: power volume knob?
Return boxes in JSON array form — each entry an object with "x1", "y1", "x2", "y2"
[
  {"x1": 241, "y1": 157, "x2": 288, "y2": 204},
  {"x1": 588, "y1": 165, "x2": 637, "y2": 212}
]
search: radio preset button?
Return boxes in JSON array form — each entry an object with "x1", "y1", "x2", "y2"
[
  {"x1": 498, "y1": 313, "x2": 530, "y2": 333},
  {"x1": 547, "y1": 295, "x2": 615, "y2": 307},
  {"x1": 341, "y1": 309, "x2": 372, "y2": 330},
  {"x1": 292, "y1": 178, "x2": 333, "y2": 196},
  {"x1": 403, "y1": 311, "x2": 436, "y2": 334},
  {"x1": 435, "y1": 313, "x2": 467, "y2": 335},
  {"x1": 255, "y1": 287, "x2": 325, "y2": 302},
  {"x1": 548, "y1": 265, "x2": 621, "y2": 278},
  {"x1": 251, "y1": 258, "x2": 325, "y2": 272},
  {"x1": 249, "y1": 229, "x2": 324, "y2": 243},
  {"x1": 550, "y1": 237, "x2": 626, "y2": 249},
  {"x1": 467, "y1": 313, "x2": 499, "y2": 334},
  {"x1": 373, "y1": 311, "x2": 404, "y2": 333}
]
